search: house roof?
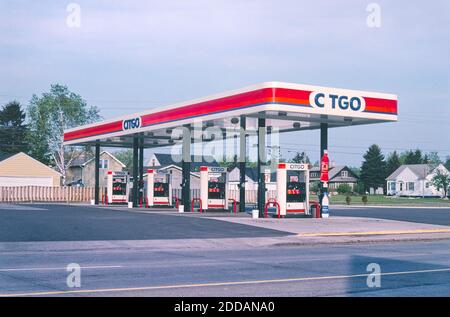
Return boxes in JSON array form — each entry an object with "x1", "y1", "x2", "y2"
[
  {"x1": 386, "y1": 164, "x2": 432, "y2": 181},
  {"x1": 310, "y1": 165, "x2": 358, "y2": 182},
  {"x1": 143, "y1": 164, "x2": 200, "y2": 178},
  {"x1": 228, "y1": 167, "x2": 259, "y2": 182},
  {"x1": 0, "y1": 152, "x2": 62, "y2": 176},
  {"x1": 78, "y1": 151, "x2": 126, "y2": 168},
  {"x1": 151, "y1": 153, "x2": 219, "y2": 170}
]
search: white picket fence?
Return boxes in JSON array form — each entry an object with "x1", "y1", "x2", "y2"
[
  {"x1": 0, "y1": 186, "x2": 106, "y2": 203},
  {"x1": 0, "y1": 186, "x2": 277, "y2": 204}
]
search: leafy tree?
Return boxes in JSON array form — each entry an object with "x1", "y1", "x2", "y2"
[
  {"x1": 290, "y1": 151, "x2": 310, "y2": 163},
  {"x1": 360, "y1": 144, "x2": 386, "y2": 192},
  {"x1": 114, "y1": 149, "x2": 133, "y2": 173},
  {"x1": 385, "y1": 151, "x2": 401, "y2": 178},
  {"x1": 431, "y1": 169, "x2": 450, "y2": 199},
  {"x1": 27, "y1": 84, "x2": 101, "y2": 183},
  {"x1": 337, "y1": 183, "x2": 352, "y2": 195},
  {"x1": 445, "y1": 156, "x2": 450, "y2": 171},
  {"x1": 424, "y1": 151, "x2": 441, "y2": 167},
  {"x1": 0, "y1": 101, "x2": 29, "y2": 154}
]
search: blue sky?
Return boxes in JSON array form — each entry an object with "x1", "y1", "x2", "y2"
[{"x1": 1, "y1": 0, "x2": 449, "y2": 166}]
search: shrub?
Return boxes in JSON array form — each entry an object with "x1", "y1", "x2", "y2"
[
  {"x1": 362, "y1": 195, "x2": 368, "y2": 205},
  {"x1": 337, "y1": 183, "x2": 352, "y2": 195},
  {"x1": 345, "y1": 195, "x2": 351, "y2": 205}
]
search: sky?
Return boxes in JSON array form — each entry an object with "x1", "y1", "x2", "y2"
[{"x1": 0, "y1": 0, "x2": 449, "y2": 166}]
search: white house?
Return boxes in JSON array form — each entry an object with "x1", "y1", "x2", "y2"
[{"x1": 386, "y1": 164, "x2": 449, "y2": 197}]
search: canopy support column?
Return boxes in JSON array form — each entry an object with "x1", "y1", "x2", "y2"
[
  {"x1": 139, "y1": 133, "x2": 144, "y2": 206},
  {"x1": 239, "y1": 116, "x2": 246, "y2": 213},
  {"x1": 257, "y1": 118, "x2": 266, "y2": 218},
  {"x1": 132, "y1": 134, "x2": 139, "y2": 207},
  {"x1": 94, "y1": 142, "x2": 100, "y2": 205},
  {"x1": 182, "y1": 125, "x2": 191, "y2": 212}
]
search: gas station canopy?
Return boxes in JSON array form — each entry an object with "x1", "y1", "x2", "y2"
[{"x1": 63, "y1": 82, "x2": 397, "y2": 147}]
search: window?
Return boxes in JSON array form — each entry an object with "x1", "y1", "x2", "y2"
[
  {"x1": 407, "y1": 182, "x2": 415, "y2": 191},
  {"x1": 341, "y1": 171, "x2": 348, "y2": 178},
  {"x1": 426, "y1": 182, "x2": 430, "y2": 189},
  {"x1": 399, "y1": 182, "x2": 403, "y2": 191},
  {"x1": 100, "y1": 159, "x2": 109, "y2": 169},
  {"x1": 390, "y1": 182, "x2": 396, "y2": 191}
]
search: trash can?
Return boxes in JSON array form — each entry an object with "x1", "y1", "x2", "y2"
[
  {"x1": 252, "y1": 209, "x2": 259, "y2": 219},
  {"x1": 128, "y1": 202, "x2": 133, "y2": 208},
  {"x1": 178, "y1": 205, "x2": 184, "y2": 213}
]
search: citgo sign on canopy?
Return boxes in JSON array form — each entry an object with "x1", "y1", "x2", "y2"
[
  {"x1": 309, "y1": 90, "x2": 366, "y2": 112},
  {"x1": 122, "y1": 117, "x2": 141, "y2": 131}
]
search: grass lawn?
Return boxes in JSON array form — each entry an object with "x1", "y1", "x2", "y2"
[{"x1": 325, "y1": 194, "x2": 450, "y2": 206}]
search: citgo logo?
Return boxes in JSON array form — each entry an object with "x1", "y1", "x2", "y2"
[
  {"x1": 309, "y1": 91, "x2": 366, "y2": 112},
  {"x1": 122, "y1": 117, "x2": 141, "y2": 131}
]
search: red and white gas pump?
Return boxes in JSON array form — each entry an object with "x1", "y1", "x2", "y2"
[
  {"x1": 200, "y1": 166, "x2": 228, "y2": 211},
  {"x1": 106, "y1": 171, "x2": 130, "y2": 204},
  {"x1": 146, "y1": 169, "x2": 172, "y2": 207},
  {"x1": 276, "y1": 163, "x2": 310, "y2": 216}
]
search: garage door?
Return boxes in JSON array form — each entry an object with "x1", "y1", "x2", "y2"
[{"x1": 0, "y1": 176, "x2": 53, "y2": 187}]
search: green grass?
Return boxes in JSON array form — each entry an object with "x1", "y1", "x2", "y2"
[{"x1": 321, "y1": 194, "x2": 450, "y2": 206}]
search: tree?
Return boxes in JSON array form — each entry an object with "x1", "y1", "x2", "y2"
[
  {"x1": 424, "y1": 151, "x2": 442, "y2": 167},
  {"x1": 27, "y1": 84, "x2": 101, "y2": 183},
  {"x1": 114, "y1": 150, "x2": 133, "y2": 173},
  {"x1": 0, "y1": 101, "x2": 29, "y2": 154},
  {"x1": 445, "y1": 156, "x2": 450, "y2": 171},
  {"x1": 401, "y1": 149, "x2": 423, "y2": 164},
  {"x1": 290, "y1": 151, "x2": 310, "y2": 163},
  {"x1": 360, "y1": 144, "x2": 386, "y2": 192},
  {"x1": 431, "y1": 169, "x2": 450, "y2": 199},
  {"x1": 337, "y1": 183, "x2": 352, "y2": 195},
  {"x1": 385, "y1": 151, "x2": 401, "y2": 178}
]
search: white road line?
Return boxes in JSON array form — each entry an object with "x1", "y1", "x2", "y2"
[
  {"x1": 0, "y1": 265, "x2": 122, "y2": 272},
  {"x1": 1, "y1": 267, "x2": 450, "y2": 297}
]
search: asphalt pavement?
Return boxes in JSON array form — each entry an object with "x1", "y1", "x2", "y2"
[
  {"x1": 331, "y1": 205, "x2": 450, "y2": 226},
  {"x1": 1, "y1": 240, "x2": 450, "y2": 296},
  {"x1": 1, "y1": 203, "x2": 450, "y2": 296},
  {"x1": 0, "y1": 204, "x2": 290, "y2": 242}
]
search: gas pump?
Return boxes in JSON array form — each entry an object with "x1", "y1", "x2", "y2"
[
  {"x1": 276, "y1": 163, "x2": 310, "y2": 216},
  {"x1": 146, "y1": 169, "x2": 172, "y2": 207},
  {"x1": 106, "y1": 171, "x2": 130, "y2": 204},
  {"x1": 200, "y1": 166, "x2": 228, "y2": 211}
]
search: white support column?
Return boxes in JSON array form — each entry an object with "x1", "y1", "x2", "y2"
[
  {"x1": 277, "y1": 164, "x2": 287, "y2": 216},
  {"x1": 147, "y1": 169, "x2": 155, "y2": 207},
  {"x1": 200, "y1": 166, "x2": 208, "y2": 210},
  {"x1": 106, "y1": 171, "x2": 113, "y2": 204}
]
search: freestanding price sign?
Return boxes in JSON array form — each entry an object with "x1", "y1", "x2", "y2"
[{"x1": 320, "y1": 150, "x2": 330, "y2": 217}]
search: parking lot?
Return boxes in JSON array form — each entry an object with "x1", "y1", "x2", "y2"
[{"x1": 0, "y1": 203, "x2": 290, "y2": 242}]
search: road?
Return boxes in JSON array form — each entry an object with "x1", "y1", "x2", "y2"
[
  {"x1": 331, "y1": 205, "x2": 450, "y2": 226},
  {"x1": 1, "y1": 203, "x2": 450, "y2": 297},
  {"x1": 1, "y1": 240, "x2": 450, "y2": 296}
]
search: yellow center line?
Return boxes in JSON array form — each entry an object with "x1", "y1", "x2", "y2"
[
  {"x1": 297, "y1": 228, "x2": 450, "y2": 237},
  {"x1": 1, "y1": 267, "x2": 450, "y2": 297}
]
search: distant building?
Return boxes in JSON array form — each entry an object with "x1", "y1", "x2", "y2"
[
  {"x1": 228, "y1": 167, "x2": 259, "y2": 191},
  {"x1": 147, "y1": 153, "x2": 219, "y2": 172},
  {"x1": 0, "y1": 152, "x2": 62, "y2": 186},
  {"x1": 309, "y1": 165, "x2": 359, "y2": 190},
  {"x1": 66, "y1": 151, "x2": 126, "y2": 187},
  {"x1": 386, "y1": 164, "x2": 449, "y2": 197},
  {"x1": 145, "y1": 153, "x2": 220, "y2": 194}
]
